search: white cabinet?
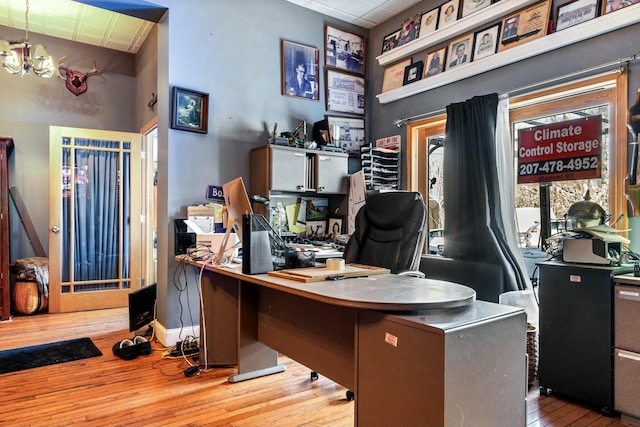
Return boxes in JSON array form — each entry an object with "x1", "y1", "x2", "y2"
[
  {"x1": 269, "y1": 147, "x2": 307, "y2": 192},
  {"x1": 315, "y1": 153, "x2": 348, "y2": 194}
]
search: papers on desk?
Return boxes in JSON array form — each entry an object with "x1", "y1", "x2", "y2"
[{"x1": 268, "y1": 263, "x2": 389, "y2": 282}]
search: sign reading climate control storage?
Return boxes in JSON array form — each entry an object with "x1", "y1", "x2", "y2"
[{"x1": 517, "y1": 116, "x2": 602, "y2": 184}]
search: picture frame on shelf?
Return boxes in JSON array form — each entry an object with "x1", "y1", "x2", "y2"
[
  {"x1": 403, "y1": 60, "x2": 424, "y2": 85},
  {"x1": 424, "y1": 46, "x2": 447, "y2": 78},
  {"x1": 170, "y1": 86, "x2": 209, "y2": 134},
  {"x1": 382, "y1": 58, "x2": 412, "y2": 92},
  {"x1": 381, "y1": 29, "x2": 401, "y2": 54},
  {"x1": 281, "y1": 39, "x2": 320, "y2": 100},
  {"x1": 326, "y1": 69, "x2": 365, "y2": 116},
  {"x1": 328, "y1": 216, "x2": 344, "y2": 239},
  {"x1": 438, "y1": 0, "x2": 460, "y2": 29},
  {"x1": 498, "y1": 0, "x2": 552, "y2": 52},
  {"x1": 446, "y1": 33, "x2": 473, "y2": 70},
  {"x1": 472, "y1": 23, "x2": 501, "y2": 61},
  {"x1": 306, "y1": 220, "x2": 326, "y2": 239},
  {"x1": 556, "y1": 0, "x2": 599, "y2": 31},
  {"x1": 326, "y1": 115, "x2": 366, "y2": 156},
  {"x1": 461, "y1": 0, "x2": 493, "y2": 18},
  {"x1": 419, "y1": 7, "x2": 440, "y2": 38},
  {"x1": 325, "y1": 25, "x2": 366, "y2": 75},
  {"x1": 398, "y1": 14, "x2": 421, "y2": 46},
  {"x1": 602, "y1": 0, "x2": 639, "y2": 14}
]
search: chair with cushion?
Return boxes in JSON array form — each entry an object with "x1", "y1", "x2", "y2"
[{"x1": 343, "y1": 191, "x2": 427, "y2": 273}]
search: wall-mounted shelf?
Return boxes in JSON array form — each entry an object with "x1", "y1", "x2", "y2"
[
  {"x1": 376, "y1": 0, "x2": 538, "y2": 67},
  {"x1": 376, "y1": 4, "x2": 640, "y2": 104}
]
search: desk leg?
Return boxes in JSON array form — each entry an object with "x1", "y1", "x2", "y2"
[{"x1": 230, "y1": 281, "x2": 286, "y2": 383}]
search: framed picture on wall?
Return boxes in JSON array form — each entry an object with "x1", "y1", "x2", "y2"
[
  {"x1": 424, "y1": 47, "x2": 447, "y2": 77},
  {"x1": 403, "y1": 60, "x2": 424, "y2": 85},
  {"x1": 281, "y1": 39, "x2": 320, "y2": 100},
  {"x1": 170, "y1": 86, "x2": 209, "y2": 134},
  {"x1": 602, "y1": 0, "x2": 639, "y2": 14},
  {"x1": 381, "y1": 29, "x2": 401, "y2": 54},
  {"x1": 419, "y1": 7, "x2": 440, "y2": 38},
  {"x1": 326, "y1": 115, "x2": 366, "y2": 156},
  {"x1": 556, "y1": 0, "x2": 599, "y2": 31},
  {"x1": 446, "y1": 34, "x2": 473, "y2": 70},
  {"x1": 325, "y1": 25, "x2": 366, "y2": 75},
  {"x1": 472, "y1": 23, "x2": 500, "y2": 61},
  {"x1": 438, "y1": 0, "x2": 460, "y2": 29},
  {"x1": 461, "y1": 0, "x2": 493, "y2": 18},
  {"x1": 382, "y1": 58, "x2": 412, "y2": 92},
  {"x1": 326, "y1": 69, "x2": 365, "y2": 115},
  {"x1": 498, "y1": 0, "x2": 551, "y2": 52}
]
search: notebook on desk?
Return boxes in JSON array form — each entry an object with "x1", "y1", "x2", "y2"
[{"x1": 267, "y1": 264, "x2": 389, "y2": 282}]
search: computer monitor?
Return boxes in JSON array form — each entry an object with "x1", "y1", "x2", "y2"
[
  {"x1": 128, "y1": 283, "x2": 157, "y2": 334},
  {"x1": 216, "y1": 177, "x2": 253, "y2": 263}
]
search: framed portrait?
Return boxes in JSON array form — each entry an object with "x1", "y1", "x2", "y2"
[
  {"x1": 326, "y1": 115, "x2": 366, "y2": 156},
  {"x1": 381, "y1": 29, "x2": 401, "y2": 54},
  {"x1": 556, "y1": 0, "x2": 599, "y2": 30},
  {"x1": 419, "y1": 7, "x2": 440, "y2": 38},
  {"x1": 424, "y1": 47, "x2": 447, "y2": 78},
  {"x1": 325, "y1": 25, "x2": 366, "y2": 75},
  {"x1": 403, "y1": 60, "x2": 424, "y2": 85},
  {"x1": 461, "y1": 0, "x2": 493, "y2": 18},
  {"x1": 382, "y1": 58, "x2": 412, "y2": 92},
  {"x1": 306, "y1": 220, "x2": 326, "y2": 239},
  {"x1": 326, "y1": 69, "x2": 365, "y2": 116},
  {"x1": 281, "y1": 39, "x2": 319, "y2": 100},
  {"x1": 170, "y1": 87, "x2": 209, "y2": 134},
  {"x1": 398, "y1": 14, "x2": 421, "y2": 46},
  {"x1": 328, "y1": 216, "x2": 344, "y2": 239},
  {"x1": 438, "y1": 0, "x2": 460, "y2": 29},
  {"x1": 498, "y1": 0, "x2": 552, "y2": 52},
  {"x1": 446, "y1": 34, "x2": 473, "y2": 71},
  {"x1": 602, "y1": 0, "x2": 639, "y2": 14},
  {"x1": 472, "y1": 23, "x2": 501, "y2": 61}
]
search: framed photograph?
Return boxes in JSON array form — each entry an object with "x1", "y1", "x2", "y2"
[
  {"x1": 381, "y1": 29, "x2": 401, "y2": 54},
  {"x1": 446, "y1": 34, "x2": 473, "y2": 70},
  {"x1": 281, "y1": 39, "x2": 319, "y2": 100},
  {"x1": 325, "y1": 25, "x2": 366, "y2": 75},
  {"x1": 170, "y1": 87, "x2": 209, "y2": 134},
  {"x1": 419, "y1": 7, "x2": 440, "y2": 38},
  {"x1": 382, "y1": 58, "x2": 412, "y2": 92},
  {"x1": 556, "y1": 0, "x2": 599, "y2": 30},
  {"x1": 398, "y1": 14, "x2": 421, "y2": 46},
  {"x1": 499, "y1": 0, "x2": 552, "y2": 52},
  {"x1": 472, "y1": 23, "x2": 501, "y2": 61},
  {"x1": 603, "y1": 0, "x2": 639, "y2": 14},
  {"x1": 403, "y1": 60, "x2": 424, "y2": 85},
  {"x1": 461, "y1": 0, "x2": 493, "y2": 18},
  {"x1": 326, "y1": 115, "x2": 365, "y2": 156},
  {"x1": 438, "y1": 0, "x2": 460, "y2": 29},
  {"x1": 424, "y1": 47, "x2": 447, "y2": 78},
  {"x1": 306, "y1": 220, "x2": 326, "y2": 239},
  {"x1": 328, "y1": 216, "x2": 344, "y2": 239},
  {"x1": 326, "y1": 69, "x2": 365, "y2": 115}
]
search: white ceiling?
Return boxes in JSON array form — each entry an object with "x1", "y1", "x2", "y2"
[{"x1": 0, "y1": 0, "x2": 419, "y2": 54}]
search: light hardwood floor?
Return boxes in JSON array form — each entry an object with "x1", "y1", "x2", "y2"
[{"x1": 0, "y1": 308, "x2": 635, "y2": 427}]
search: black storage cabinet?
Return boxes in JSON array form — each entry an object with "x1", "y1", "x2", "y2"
[{"x1": 538, "y1": 261, "x2": 632, "y2": 414}]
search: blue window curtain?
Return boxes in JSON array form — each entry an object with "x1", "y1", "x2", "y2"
[{"x1": 442, "y1": 93, "x2": 531, "y2": 294}]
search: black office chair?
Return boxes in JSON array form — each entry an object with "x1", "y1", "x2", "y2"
[
  {"x1": 343, "y1": 191, "x2": 427, "y2": 273},
  {"x1": 311, "y1": 191, "x2": 428, "y2": 400}
]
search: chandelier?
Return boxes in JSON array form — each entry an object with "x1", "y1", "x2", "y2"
[{"x1": 0, "y1": 0, "x2": 55, "y2": 78}]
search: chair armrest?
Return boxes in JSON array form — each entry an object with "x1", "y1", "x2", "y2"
[{"x1": 397, "y1": 270, "x2": 426, "y2": 278}]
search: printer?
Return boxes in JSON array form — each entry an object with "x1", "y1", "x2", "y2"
[{"x1": 562, "y1": 234, "x2": 622, "y2": 265}]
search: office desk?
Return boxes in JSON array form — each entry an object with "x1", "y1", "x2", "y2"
[{"x1": 190, "y1": 259, "x2": 527, "y2": 427}]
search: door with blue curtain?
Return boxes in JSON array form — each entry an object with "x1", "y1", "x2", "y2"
[{"x1": 49, "y1": 127, "x2": 142, "y2": 312}]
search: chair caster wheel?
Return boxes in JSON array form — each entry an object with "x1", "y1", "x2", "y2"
[
  {"x1": 540, "y1": 387, "x2": 551, "y2": 396},
  {"x1": 310, "y1": 371, "x2": 319, "y2": 381},
  {"x1": 346, "y1": 390, "x2": 354, "y2": 401}
]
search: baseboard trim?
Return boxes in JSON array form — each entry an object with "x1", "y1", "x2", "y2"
[{"x1": 153, "y1": 321, "x2": 200, "y2": 347}]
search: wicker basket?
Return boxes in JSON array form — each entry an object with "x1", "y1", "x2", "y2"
[
  {"x1": 12, "y1": 280, "x2": 48, "y2": 315},
  {"x1": 526, "y1": 323, "x2": 538, "y2": 386}
]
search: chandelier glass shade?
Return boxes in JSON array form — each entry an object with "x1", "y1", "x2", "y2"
[{"x1": 0, "y1": 0, "x2": 55, "y2": 78}]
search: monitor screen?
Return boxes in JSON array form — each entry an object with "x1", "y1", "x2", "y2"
[
  {"x1": 128, "y1": 283, "x2": 157, "y2": 333},
  {"x1": 217, "y1": 177, "x2": 253, "y2": 261}
]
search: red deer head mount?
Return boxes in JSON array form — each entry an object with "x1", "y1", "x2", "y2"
[{"x1": 57, "y1": 57, "x2": 99, "y2": 96}]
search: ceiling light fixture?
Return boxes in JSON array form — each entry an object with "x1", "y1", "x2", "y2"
[{"x1": 0, "y1": 0, "x2": 55, "y2": 78}]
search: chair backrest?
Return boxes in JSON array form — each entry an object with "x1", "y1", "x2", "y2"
[{"x1": 343, "y1": 191, "x2": 427, "y2": 273}]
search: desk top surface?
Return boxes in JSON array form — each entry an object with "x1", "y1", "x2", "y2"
[{"x1": 180, "y1": 256, "x2": 476, "y2": 311}]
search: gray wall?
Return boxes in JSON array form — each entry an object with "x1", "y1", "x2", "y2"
[{"x1": 367, "y1": 0, "x2": 640, "y2": 181}]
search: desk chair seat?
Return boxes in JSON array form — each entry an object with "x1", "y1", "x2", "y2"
[{"x1": 343, "y1": 191, "x2": 427, "y2": 273}]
